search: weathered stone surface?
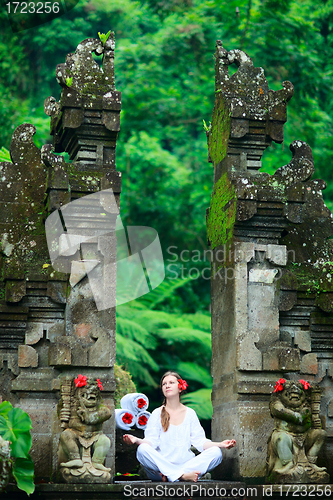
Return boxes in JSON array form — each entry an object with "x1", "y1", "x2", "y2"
[
  {"x1": 0, "y1": 435, "x2": 11, "y2": 492},
  {"x1": 279, "y1": 290, "x2": 297, "y2": 311},
  {"x1": 328, "y1": 399, "x2": 333, "y2": 418},
  {"x1": 300, "y1": 353, "x2": 318, "y2": 375},
  {"x1": 18, "y1": 345, "x2": 38, "y2": 368},
  {"x1": 208, "y1": 42, "x2": 333, "y2": 481},
  {"x1": 10, "y1": 367, "x2": 56, "y2": 392},
  {"x1": 0, "y1": 34, "x2": 120, "y2": 482},
  {"x1": 294, "y1": 330, "x2": 312, "y2": 352},
  {"x1": 5, "y1": 280, "x2": 26, "y2": 303},
  {"x1": 279, "y1": 347, "x2": 300, "y2": 371}
]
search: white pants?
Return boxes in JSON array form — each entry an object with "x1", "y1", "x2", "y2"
[{"x1": 137, "y1": 443, "x2": 222, "y2": 482}]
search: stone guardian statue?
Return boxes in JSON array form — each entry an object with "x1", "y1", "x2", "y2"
[
  {"x1": 58, "y1": 375, "x2": 111, "y2": 483},
  {"x1": 266, "y1": 379, "x2": 329, "y2": 484}
]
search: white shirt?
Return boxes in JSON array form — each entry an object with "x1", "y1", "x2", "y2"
[{"x1": 144, "y1": 407, "x2": 209, "y2": 465}]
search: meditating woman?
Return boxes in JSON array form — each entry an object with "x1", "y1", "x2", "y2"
[{"x1": 123, "y1": 371, "x2": 236, "y2": 482}]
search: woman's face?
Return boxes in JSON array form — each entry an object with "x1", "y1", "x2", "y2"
[{"x1": 161, "y1": 375, "x2": 180, "y2": 398}]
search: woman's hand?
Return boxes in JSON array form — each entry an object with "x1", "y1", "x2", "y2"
[
  {"x1": 123, "y1": 434, "x2": 138, "y2": 445},
  {"x1": 220, "y1": 439, "x2": 236, "y2": 449},
  {"x1": 204, "y1": 438, "x2": 236, "y2": 450}
]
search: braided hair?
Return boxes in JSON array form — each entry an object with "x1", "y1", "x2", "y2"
[{"x1": 160, "y1": 371, "x2": 187, "y2": 432}]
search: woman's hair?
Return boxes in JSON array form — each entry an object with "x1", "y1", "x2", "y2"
[{"x1": 160, "y1": 371, "x2": 186, "y2": 432}]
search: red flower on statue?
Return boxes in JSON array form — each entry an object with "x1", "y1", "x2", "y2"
[
  {"x1": 299, "y1": 379, "x2": 311, "y2": 390},
  {"x1": 97, "y1": 378, "x2": 103, "y2": 391},
  {"x1": 137, "y1": 398, "x2": 147, "y2": 409},
  {"x1": 138, "y1": 415, "x2": 148, "y2": 426},
  {"x1": 178, "y1": 379, "x2": 188, "y2": 391},
  {"x1": 75, "y1": 374, "x2": 87, "y2": 388},
  {"x1": 273, "y1": 378, "x2": 286, "y2": 393},
  {"x1": 122, "y1": 412, "x2": 133, "y2": 425}
]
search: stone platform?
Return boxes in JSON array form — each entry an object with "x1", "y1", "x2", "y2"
[
  {"x1": 3, "y1": 482, "x2": 333, "y2": 500},
  {"x1": 2, "y1": 481, "x2": 246, "y2": 499}
]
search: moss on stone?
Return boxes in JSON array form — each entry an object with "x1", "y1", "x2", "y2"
[
  {"x1": 285, "y1": 261, "x2": 333, "y2": 294},
  {"x1": 207, "y1": 173, "x2": 236, "y2": 251},
  {"x1": 208, "y1": 93, "x2": 231, "y2": 166},
  {"x1": 114, "y1": 364, "x2": 137, "y2": 409},
  {"x1": 66, "y1": 164, "x2": 104, "y2": 189}
]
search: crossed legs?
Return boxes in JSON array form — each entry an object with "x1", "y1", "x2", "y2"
[{"x1": 137, "y1": 443, "x2": 222, "y2": 482}]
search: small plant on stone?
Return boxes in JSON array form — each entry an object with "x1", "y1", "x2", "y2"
[
  {"x1": 0, "y1": 401, "x2": 34, "y2": 495},
  {"x1": 202, "y1": 119, "x2": 211, "y2": 133},
  {"x1": 98, "y1": 30, "x2": 111, "y2": 46},
  {"x1": 0, "y1": 147, "x2": 11, "y2": 163}
]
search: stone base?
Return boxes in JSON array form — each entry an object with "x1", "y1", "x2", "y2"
[
  {"x1": 59, "y1": 463, "x2": 111, "y2": 483},
  {"x1": 3, "y1": 482, "x2": 333, "y2": 499},
  {"x1": 267, "y1": 462, "x2": 330, "y2": 485},
  {"x1": 2, "y1": 480, "x2": 248, "y2": 499}
]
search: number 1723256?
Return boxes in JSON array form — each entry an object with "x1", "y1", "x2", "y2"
[
  {"x1": 279, "y1": 485, "x2": 332, "y2": 496},
  {"x1": 6, "y1": 2, "x2": 60, "y2": 13}
]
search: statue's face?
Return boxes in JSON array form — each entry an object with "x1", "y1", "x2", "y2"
[
  {"x1": 78, "y1": 384, "x2": 99, "y2": 408},
  {"x1": 280, "y1": 381, "x2": 306, "y2": 408}
]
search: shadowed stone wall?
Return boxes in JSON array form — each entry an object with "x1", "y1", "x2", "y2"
[
  {"x1": 0, "y1": 34, "x2": 120, "y2": 480},
  {"x1": 207, "y1": 42, "x2": 333, "y2": 481}
]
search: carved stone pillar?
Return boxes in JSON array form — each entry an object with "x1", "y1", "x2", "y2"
[
  {"x1": 0, "y1": 33, "x2": 121, "y2": 480},
  {"x1": 207, "y1": 42, "x2": 333, "y2": 480}
]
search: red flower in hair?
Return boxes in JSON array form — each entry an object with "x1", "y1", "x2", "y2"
[
  {"x1": 122, "y1": 412, "x2": 133, "y2": 425},
  {"x1": 178, "y1": 379, "x2": 188, "y2": 391},
  {"x1": 299, "y1": 379, "x2": 311, "y2": 390},
  {"x1": 75, "y1": 374, "x2": 87, "y2": 388},
  {"x1": 137, "y1": 398, "x2": 147, "y2": 409},
  {"x1": 138, "y1": 415, "x2": 148, "y2": 426},
  {"x1": 97, "y1": 378, "x2": 103, "y2": 391},
  {"x1": 273, "y1": 378, "x2": 286, "y2": 393}
]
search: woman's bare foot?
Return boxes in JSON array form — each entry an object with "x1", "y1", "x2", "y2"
[
  {"x1": 180, "y1": 471, "x2": 200, "y2": 482},
  {"x1": 161, "y1": 474, "x2": 168, "y2": 482}
]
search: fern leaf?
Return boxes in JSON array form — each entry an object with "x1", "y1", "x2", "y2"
[
  {"x1": 182, "y1": 389, "x2": 213, "y2": 420},
  {"x1": 184, "y1": 313, "x2": 211, "y2": 332},
  {"x1": 116, "y1": 317, "x2": 157, "y2": 348},
  {"x1": 137, "y1": 277, "x2": 193, "y2": 309},
  {"x1": 116, "y1": 333, "x2": 159, "y2": 370},
  {"x1": 175, "y1": 361, "x2": 212, "y2": 388},
  {"x1": 130, "y1": 310, "x2": 180, "y2": 334},
  {"x1": 157, "y1": 328, "x2": 211, "y2": 354}
]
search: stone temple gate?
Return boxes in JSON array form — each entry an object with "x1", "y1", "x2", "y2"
[
  {"x1": 207, "y1": 42, "x2": 333, "y2": 481},
  {"x1": 0, "y1": 33, "x2": 332, "y2": 487},
  {"x1": 0, "y1": 35, "x2": 120, "y2": 479}
]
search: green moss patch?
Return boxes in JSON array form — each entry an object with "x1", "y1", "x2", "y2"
[
  {"x1": 208, "y1": 93, "x2": 231, "y2": 166},
  {"x1": 207, "y1": 173, "x2": 236, "y2": 251}
]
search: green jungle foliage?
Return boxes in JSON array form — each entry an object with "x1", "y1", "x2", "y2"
[
  {"x1": 1, "y1": 0, "x2": 333, "y2": 422},
  {"x1": 0, "y1": 401, "x2": 35, "y2": 495},
  {"x1": 116, "y1": 278, "x2": 213, "y2": 419}
]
